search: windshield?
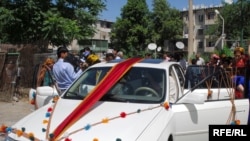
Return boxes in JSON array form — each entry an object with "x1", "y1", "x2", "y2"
[{"x1": 63, "y1": 67, "x2": 166, "y2": 103}]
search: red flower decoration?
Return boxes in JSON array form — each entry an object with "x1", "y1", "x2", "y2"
[
  {"x1": 64, "y1": 138, "x2": 72, "y2": 141},
  {"x1": 47, "y1": 107, "x2": 53, "y2": 112},
  {"x1": 30, "y1": 99, "x2": 35, "y2": 105},
  {"x1": 0, "y1": 125, "x2": 7, "y2": 133},
  {"x1": 120, "y1": 112, "x2": 127, "y2": 118},
  {"x1": 163, "y1": 102, "x2": 170, "y2": 110}
]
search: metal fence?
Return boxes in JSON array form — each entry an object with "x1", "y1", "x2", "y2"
[{"x1": 0, "y1": 52, "x2": 20, "y2": 102}]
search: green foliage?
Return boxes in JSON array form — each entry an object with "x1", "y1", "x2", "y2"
[
  {"x1": 215, "y1": 0, "x2": 250, "y2": 47},
  {"x1": 214, "y1": 46, "x2": 234, "y2": 57},
  {"x1": 110, "y1": 0, "x2": 183, "y2": 57},
  {"x1": 151, "y1": 0, "x2": 182, "y2": 46},
  {"x1": 0, "y1": 7, "x2": 15, "y2": 42},
  {"x1": 110, "y1": 0, "x2": 150, "y2": 57},
  {"x1": 0, "y1": 0, "x2": 106, "y2": 48},
  {"x1": 202, "y1": 0, "x2": 250, "y2": 50},
  {"x1": 42, "y1": 10, "x2": 83, "y2": 46}
]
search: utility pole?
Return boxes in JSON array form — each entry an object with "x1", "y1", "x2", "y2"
[
  {"x1": 188, "y1": 0, "x2": 194, "y2": 60},
  {"x1": 215, "y1": 9, "x2": 225, "y2": 50},
  {"x1": 240, "y1": 0, "x2": 243, "y2": 47}
]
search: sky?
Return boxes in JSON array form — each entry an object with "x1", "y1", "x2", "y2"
[{"x1": 99, "y1": 0, "x2": 234, "y2": 22}]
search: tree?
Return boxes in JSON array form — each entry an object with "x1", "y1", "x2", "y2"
[
  {"x1": 42, "y1": 9, "x2": 83, "y2": 47},
  {"x1": 0, "y1": 0, "x2": 106, "y2": 48},
  {"x1": 208, "y1": 0, "x2": 250, "y2": 48},
  {"x1": 0, "y1": 7, "x2": 15, "y2": 43},
  {"x1": 224, "y1": 0, "x2": 250, "y2": 47},
  {"x1": 150, "y1": 0, "x2": 183, "y2": 47},
  {"x1": 110, "y1": 0, "x2": 150, "y2": 57}
]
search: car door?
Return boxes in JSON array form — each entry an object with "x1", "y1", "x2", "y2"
[
  {"x1": 172, "y1": 66, "x2": 249, "y2": 141},
  {"x1": 173, "y1": 98, "x2": 249, "y2": 141}
]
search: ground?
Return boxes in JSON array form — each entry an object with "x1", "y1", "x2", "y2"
[{"x1": 0, "y1": 88, "x2": 33, "y2": 140}]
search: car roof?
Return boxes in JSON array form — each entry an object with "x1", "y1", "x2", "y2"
[{"x1": 90, "y1": 58, "x2": 179, "y2": 69}]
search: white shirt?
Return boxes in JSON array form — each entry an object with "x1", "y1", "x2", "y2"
[
  {"x1": 115, "y1": 56, "x2": 121, "y2": 59},
  {"x1": 53, "y1": 58, "x2": 82, "y2": 91},
  {"x1": 196, "y1": 57, "x2": 205, "y2": 65}
]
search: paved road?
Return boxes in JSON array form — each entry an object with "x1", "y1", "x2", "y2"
[{"x1": 0, "y1": 89, "x2": 34, "y2": 140}]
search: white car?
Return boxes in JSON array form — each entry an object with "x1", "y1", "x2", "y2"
[
  {"x1": 4, "y1": 58, "x2": 250, "y2": 141},
  {"x1": 29, "y1": 64, "x2": 240, "y2": 109}
]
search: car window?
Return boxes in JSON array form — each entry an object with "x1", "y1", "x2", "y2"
[
  {"x1": 184, "y1": 65, "x2": 250, "y2": 101},
  {"x1": 184, "y1": 65, "x2": 230, "y2": 89},
  {"x1": 63, "y1": 67, "x2": 166, "y2": 103},
  {"x1": 173, "y1": 65, "x2": 185, "y2": 90}
]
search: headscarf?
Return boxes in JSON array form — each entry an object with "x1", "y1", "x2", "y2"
[{"x1": 37, "y1": 58, "x2": 55, "y2": 87}]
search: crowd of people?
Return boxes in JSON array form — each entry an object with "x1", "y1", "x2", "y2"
[
  {"x1": 32, "y1": 46, "x2": 249, "y2": 125},
  {"x1": 34, "y1": 46, "x2": 250, "y2": 100},
  {"x1": 145, "y1": 47, "x2": 250, "y2": 101},
  {"x1": 35, "y1": 46, "x2": 124, "y2": 93},
  {"x1": 191, "y1": 47, "x2": 249, "y2": 100}
]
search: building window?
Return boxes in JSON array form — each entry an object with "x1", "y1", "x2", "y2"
[
  {"x1": 198, "y1": 15, "x2": 204, "y2": 22},
  {"x1": 208, "y1": 41, "x2": 215, "y2": 47},
  {"x1": 207, "y1": 12, "x2": 215, "y2": 20},
  {"x1": 197, "y1": 29, "x2": 203, "y2": 35},
  {"x1": 100, "y1": 21, "x2": 106, "y2": 28},
  {"x1": 184, "y1": 14, "x2": 188, "y2": 21},
  {"x1": 184, "y1": 29, "x2": 188, "y2": 34},
  {"x1": 106, "y1": 22, "x2": 113, "y2": 28},
  {"x1": 198, "y1": 41, "x2": 203, "y2": 48}
]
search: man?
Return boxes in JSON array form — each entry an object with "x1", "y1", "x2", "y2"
[
  {"x1": 178, "y1": 53, "x2": 187, "y2": 71},
  {"x1": 196, "y1": 53, "x2": 205, "y2": 65},
  {"x1": 80, "y1": 47, "x2": 91, "y2": 62},
  {"x1": 105, "y1": 53, "x2": 115, "y2": 62},
  {"x1": 53, "y1": 46, "x2": 83, "y2": 92},
  {"x1": 163, "y1": 52, "x2": 170, "y2": 61},
  {"x1": 113, "y1": 48, "x2": 121, "y2": 59},
  {"x1": 117, "y1": 51, "x2": 124, "y2": 59},
  {"x1": 145, "y1": 53, "x2": 152, "y2": 59}
]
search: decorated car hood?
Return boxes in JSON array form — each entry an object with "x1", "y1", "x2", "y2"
[
  {"x1": 7, "y1": 58, "x2": 172, "y2": 141},
  {"x1": 8, "y1": 98, "x2": 167, "y2": 141}
]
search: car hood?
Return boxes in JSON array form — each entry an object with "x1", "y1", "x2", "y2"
[{"x1": 9, "y1": 98, "x2": 163, "y2": 141}]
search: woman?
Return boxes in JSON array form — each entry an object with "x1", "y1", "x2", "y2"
[
  {"x1": 31, "y1": 58, "x2": 55, "y2": 110},
  {"x1": 231, "y1": 47, "x2": 247, "y2": 98},
  {"x1": 232, "y1": 47, "x2": 246, "y2": 69},
  {"x1": 37, "y1": 58, "x2": 55, "y2": 87}
]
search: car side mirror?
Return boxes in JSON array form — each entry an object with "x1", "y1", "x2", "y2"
[{"x1": 36, "y1": 86, "x2": 58, "y2": 96}]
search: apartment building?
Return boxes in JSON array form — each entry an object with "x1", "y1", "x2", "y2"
[
  {"x1": 83, "y1": 5, "x2": 223, "y2": 55},
  {"x1": 181, "y1": 4, "x2": 222, "y2": 53},
  {"x1": 79, "y1": 19, "x2": 113, "y2": 53}
]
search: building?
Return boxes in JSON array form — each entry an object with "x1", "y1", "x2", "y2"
[
  {"x1": 181, "y1": 4, "x2": 222, "y2": 53},
  {"x1": 79, "y1": 19, "x2": 114, "y2": 53}
]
